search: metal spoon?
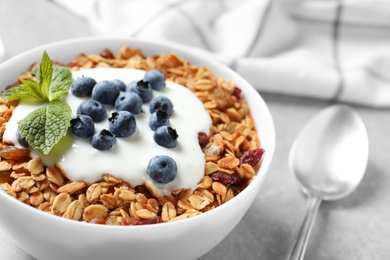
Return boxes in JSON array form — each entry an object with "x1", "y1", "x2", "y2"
[{"x1": 287, "y1": 104, "x2": 369, "y2": 260}]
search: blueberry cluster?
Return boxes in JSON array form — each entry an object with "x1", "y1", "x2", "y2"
[
  {"x1": 70, "y1": 75, "x2": 139, "y2": 151},
  {"x1": 69, "y1": 69, "x2": 179, "y2": 184},
  {"x1": 148, "y1": 96, "x2": 178, "y2": 149}
]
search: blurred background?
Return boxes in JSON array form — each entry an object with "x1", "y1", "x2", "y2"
[{"x1": 1, "y1": 0, "x2": 390, "y2": 259}]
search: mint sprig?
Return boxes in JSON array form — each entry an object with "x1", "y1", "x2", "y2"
[{"x1": 1, "y1": 51, "x2": 73, "y2": 155}]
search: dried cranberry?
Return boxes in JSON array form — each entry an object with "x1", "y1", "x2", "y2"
[
  {"x1": 198, "y1": 132, "x2": 209, "y2": 148},
  {"x1": 240, "y1": 148, "x2": 265, "y2": 167},
  {"x1": 131, "y1": 217, "x2": 162, "y2": 226},
  {"x1": 210, "y1": 172, "x2": 245, "y2": 187},
  {"x1": 231, "y1": 87, "x2": 242, "y2": 99}
]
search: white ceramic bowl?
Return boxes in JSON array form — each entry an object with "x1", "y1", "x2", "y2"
[{"x1": 0, "y1": 37, "x2": 275, "y2": 260}]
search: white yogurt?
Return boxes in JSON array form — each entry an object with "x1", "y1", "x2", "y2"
[{"x1": 3, "y1": 68, "x2": 212, "y2": 195}]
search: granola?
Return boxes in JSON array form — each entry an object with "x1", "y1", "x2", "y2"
[{"x1": 0, "y1": 47, "x2": 264, "y2": 225}]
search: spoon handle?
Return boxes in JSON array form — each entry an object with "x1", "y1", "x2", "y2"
[{"x1": 287, "y1": 195, "x2": 322, "y2": 260}]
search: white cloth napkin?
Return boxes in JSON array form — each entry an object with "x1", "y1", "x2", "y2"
[{"x1": 53, "y1": 0, "x2": 390, "y2": 107}]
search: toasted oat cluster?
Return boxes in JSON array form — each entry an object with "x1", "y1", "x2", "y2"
[{"x1": 0, "y1": 47, "x2": 263, "y2": 225}]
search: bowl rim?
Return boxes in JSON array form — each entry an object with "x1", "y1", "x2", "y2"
[{"x1": 0, "y1": 36, "x2": 275, "y2": 230}]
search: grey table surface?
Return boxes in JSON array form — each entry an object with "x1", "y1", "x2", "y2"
[{"x1": 1, "y1": 0, "x2": 390, "y2": 259}]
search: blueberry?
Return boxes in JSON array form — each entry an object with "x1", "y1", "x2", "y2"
[
  {"x1": 70, "y1": 76, "x2": 97, "y2": 97},
  {"x1": 77, "y1": 99, "x2": 107, "y2": 122},
  {"x1": 126, "y1": 80, "x2": 137, "y2": 92},
  {"x1": 143, "y1": 70, "x2": 166, "y2": 90},
  {"x1": 91, "y1": 129, "x2": 116, "y2": 150},
  {"x1": 149, "y1": 110, "x2": 170, "y2": 131},
  {"x1": 115, "y1": 92, "x2": 143, "y2": 114},
  {"x1": 17, "y1": 129, "x2": 29, "y2": 148},
  {"x1": 112, "y1": 79, "x2": 126, "y2": 91},
  {"x1": 108, "y1": 111, "x2": 136, "y2": 137},
  {"x1": 149, "y1": 96, "x2": 173, "y2": 116},
  {"x1": 127, "y1": 80, "x2": 153, "y2": 103},
  {"x1": 92, "y1": 80, "x2": 120, "y2": 105},
  {"x1": 147, "y1": 155, "x2": 177, "y2": 184},
  {"x1": 70, "y1": 115, "x2": 95, "y2": 138},
  {"x1": 154, "y1": 126, "x2": 178, "y2": 148}
]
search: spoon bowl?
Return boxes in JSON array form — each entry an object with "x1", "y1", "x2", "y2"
[
  {"x1": 290, "y1": 104, "x2": 368, "y2": 200},
  {"x1": 287, "y1": 104, "x2": 369, "y2": 260}
]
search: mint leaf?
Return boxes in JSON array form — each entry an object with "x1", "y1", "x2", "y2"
[
  {"x1": 49, "y1": 65, "x2": 73, "y2": 100},
  {"x1": 38, "y1": 51, "x2": 52, "y2": 101},
  {"x1": 18, "y1": 101, "x2": 72, "y2": 155},
  {"x1": 21, "y1": 78, "x2": 47, "y2": 101},
  {"x1": 0, "y1": 84, "x2": 39, "y2": 102},
  {"x1": 0, "y1": 78, "x2": 45, "y2": 102},
  {"x1": 0, "y1": 51, "x2": 73, "y2": 103}
]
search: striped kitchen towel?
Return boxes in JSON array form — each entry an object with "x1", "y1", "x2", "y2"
[{"x1": 53, "y1": 0, "x2": 390, "y2": 107}]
